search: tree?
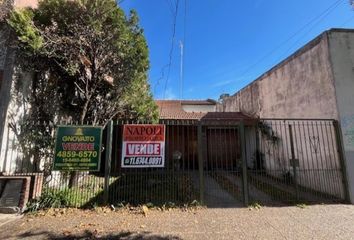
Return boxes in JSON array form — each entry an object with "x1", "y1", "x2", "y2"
[
  {"x1": 0, "y1": 0, "x2": 13, "y2": 21},
  {"x1": 8, "y1": 0, "x2": 157, "y2": 125},
  {"x1": 6, "y1": 0, "x2": 158, "y2": 180}
]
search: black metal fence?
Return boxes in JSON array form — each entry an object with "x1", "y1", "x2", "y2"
[
  {"x1": 0, "y1": 118, "x2": 349, "y2": 208},
  {"x1": 245, "y1": 119, "x2": 348, "y2": 205},
  {"x1": 107, "y1": 120, "x2": 200, "y2": 206}
]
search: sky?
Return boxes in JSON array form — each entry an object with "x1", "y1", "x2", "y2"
[{"x1": 120, "y1": 0, "x2": 354, "y2": 100}]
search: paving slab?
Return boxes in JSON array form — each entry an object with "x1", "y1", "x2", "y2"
[
  {"x1": 1, "y1": 205, "x2": 354, "y2": 240},
  {"x1": 0, "y1": 213, "x2": 22, "y2": 228},
  {"x1": 1, "y1": 205, "x2": 354, "y2": 239}
]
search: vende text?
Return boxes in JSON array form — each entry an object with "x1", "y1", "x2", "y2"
[{"x1": 126, "y1": 143, "x2": 161, "y2": 156}]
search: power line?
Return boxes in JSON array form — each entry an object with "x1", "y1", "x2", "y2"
[
  {"x1": 212, "y1": 0, "x2": 346, "y2": 86},
  {"x1": 180, "y1": 0, "x2": 187, "y2": 100},
  {"x1": 281, "y1": 0, "x2": 344, "y2": 59},
  {"x1": 162, "y1": 0, "x2": 179, "y2": 101},
  {"x1": 339, "y1": 14, "x2": 354, "y2": 27},
  {"x1": 179, "y1": 41, "x2": 184, "y2": 101},
  {"x1": 154, "y1": 0, "x2": 179, "y2": 99},
  {"x1": 158, "y1": 0, "x2": 180, "y2": 115}
]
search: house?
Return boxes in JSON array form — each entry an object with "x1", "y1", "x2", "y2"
[
  {"x1": 156, "y1": 99, "x2": 217, "y2": 120},
  {"x1": 154, "y1": 100, "x2": 255, "y2": 171},
  {"x1": 217, "y1": 28, "x2": 354, "y2": 203},
  {"x1": 0, "y1": 0, "x2": 39, "y2": 173}
]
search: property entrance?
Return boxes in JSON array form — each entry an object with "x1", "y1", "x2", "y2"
[
  {"x1": 245, "y1": 119, "x2": 348, "y2": 205},
  {"x1": 203, "y1": 125, "x2": 243, "y2": 207},
  {"x1": 105, "y1": 118, "x2": 348, "y2": 207},
  {"x1": 1, "y1": 118, "x2": 349, "y2": 208}
]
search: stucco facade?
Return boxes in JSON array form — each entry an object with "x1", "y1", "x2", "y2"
[
  {"x1": 0, "y1": 0, "x2": 38, "y2": 172},
  {"x1": 328, "y1": 30, "x2": 354, "y2": 204},
  {"x1": 217, "y1": 32, "x2": 339, "y2": 119},
  {"x1": 218, "y1": 29, "x2": 354, "y2": 203}
]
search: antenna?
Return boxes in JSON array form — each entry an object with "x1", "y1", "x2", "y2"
[{"x1": 179, "y1": 40, "x2": 184, "y2": 102}]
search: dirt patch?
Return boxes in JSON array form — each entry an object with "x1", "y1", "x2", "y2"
[{"x1": 1, "y1": 204, "x2": 354, "y2": 239}]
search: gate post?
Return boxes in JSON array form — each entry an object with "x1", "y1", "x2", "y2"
[
  {"x1": 103, "y1": 120, "x2": 113, "y2": 205},
  {"x1": 239, "y1": 121, "x2": 249, "y2": 206},
  {"x1": 333, "y1": 120, "x2": 350, "y2": 203},
  {"x1": 197, "y1": 123, "x2": 205, "y2": 205},
  {"x1": 288, "y1": 124, "x2": 299, "y2": 202}
]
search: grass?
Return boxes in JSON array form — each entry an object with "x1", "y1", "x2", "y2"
[{"x1": 107, "y1": 172, "x2": 197, "y2": 206}]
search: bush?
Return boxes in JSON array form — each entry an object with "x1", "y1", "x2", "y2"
[
  {"x1": 26, "y1": 187, "x2": 104, "y2": 212},
  {"x1": 26, "y1": 188, "x2": 70, "y2": 212}
]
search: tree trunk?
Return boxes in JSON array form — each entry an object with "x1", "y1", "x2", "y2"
[{"x1": 69, "y1": 99, "x2": 90, "y2": 188}]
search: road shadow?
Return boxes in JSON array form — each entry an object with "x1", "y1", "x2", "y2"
[{"x1": 14, "y1": 230, "x2": 182, "y2": 240}]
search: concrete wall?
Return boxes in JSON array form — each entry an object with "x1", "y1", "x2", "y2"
[
  {"x1": 217, "y1": 30, "x2": 351, "y2": 200},
  {"x1": 218, "y1": 32, "x2": 339, "y2": 120},
  {"x1": 0, "y1": 0, "x2": 39, "y2": 173},
  {"x1": 328, "y1": 30, "x2": 354, "y2": 203},
  {"x1": 0, "y1": 30, "x2": 16, "y2": 173}
]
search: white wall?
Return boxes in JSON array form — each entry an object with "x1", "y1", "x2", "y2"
[
  {"x1": 217, "y1": 30, "x2": 348, "y2": 200},
  {"x1": 182, "y1": 104, "x2": 216, "y2": 113},
  {"x1": 329, "y1": 30, "x2": 354, "y2": 203},
  {"x1": 219, "y1": 33, "x2": 339, "y2": 120}
]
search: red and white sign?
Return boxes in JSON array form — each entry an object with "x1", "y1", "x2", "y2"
[{"x1": 121, "y1": 124, "x2": 165, "y2": 168}]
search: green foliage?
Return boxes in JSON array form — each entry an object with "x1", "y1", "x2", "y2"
[
  {"x1": 6, "y1": 0, "x2": 158, "y2": 172},
  {"x1": 122, "y1": 75, "x2": 159, "y2": 123},
  {"x1": 8, "y1": 9, "x2": 43, "y2": 51},
  {"x1": 258, "y1": 121, "x2": 280, "y2": 143},
  {"x1": 7, "y1": 0, "x2": 158, "y2": 126},
  {"x1": 26, "y1": 188, "x2": 71, "y2": 211},
  {"x1": 296, "y1": 203, "x2": 307, "y2": 209},
  {"x1": 27, "y1": 185, "x2": 104, "y2": 211},
  {"x1": 248, "y1": 202, "x2": 262, "y2": 210},
  {"x1": 107, "y1": 173, "x2": 195, "y2": 206}
]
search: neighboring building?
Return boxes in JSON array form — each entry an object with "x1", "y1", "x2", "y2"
[
  {"x1": 217, "y1": 28, "x2": 354, "y2": 203},
  {"x1": 0, "y1": 0, "x2": 38, "y2": 173},
  {"x1": 156, "y1": 99, "x2": 217, "y2": 120},
  {"x1": 155, "y1": 99, "x2": 255, "y2": 170}
]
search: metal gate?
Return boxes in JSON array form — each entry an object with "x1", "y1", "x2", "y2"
[
  {"x1": 1, "y1": 118, "x2": 349, "y2": 208},
  {"x1": 199, "y1": 123, "x2": 245, "y2": 207},
  {"x1": 245, "y1": 119, "x2": 349, "y2": 205},
  {"x1": 107, "y1": 120, "x2": 201, "y2": 206}
]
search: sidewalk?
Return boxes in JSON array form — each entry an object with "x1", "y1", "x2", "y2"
[
  {"x1": 0, "y1": 204, "x2": 353, "y2": 239},
  {"x1": 0, "y1": 213, "x2": 22, "y2": 228}
]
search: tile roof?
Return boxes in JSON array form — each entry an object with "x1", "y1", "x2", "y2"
[
  {"x1": 156, "y1": 100, "x2": 209, "y2": 120},
  {"x1": 156, "y1": 100, "x2": 255, "y2": 123}
]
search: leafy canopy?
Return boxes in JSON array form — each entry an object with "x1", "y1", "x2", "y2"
[{"x1": 8, "y1": 0, "x2": 158, "y2": 125}]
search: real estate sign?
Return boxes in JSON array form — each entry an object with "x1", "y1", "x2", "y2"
[
  {"x1": 54, "y1": 126, "x2": 102, "y2": 171},
  {"x1": 121, "y1": 124, "x2": 165, "y2": 168}
]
